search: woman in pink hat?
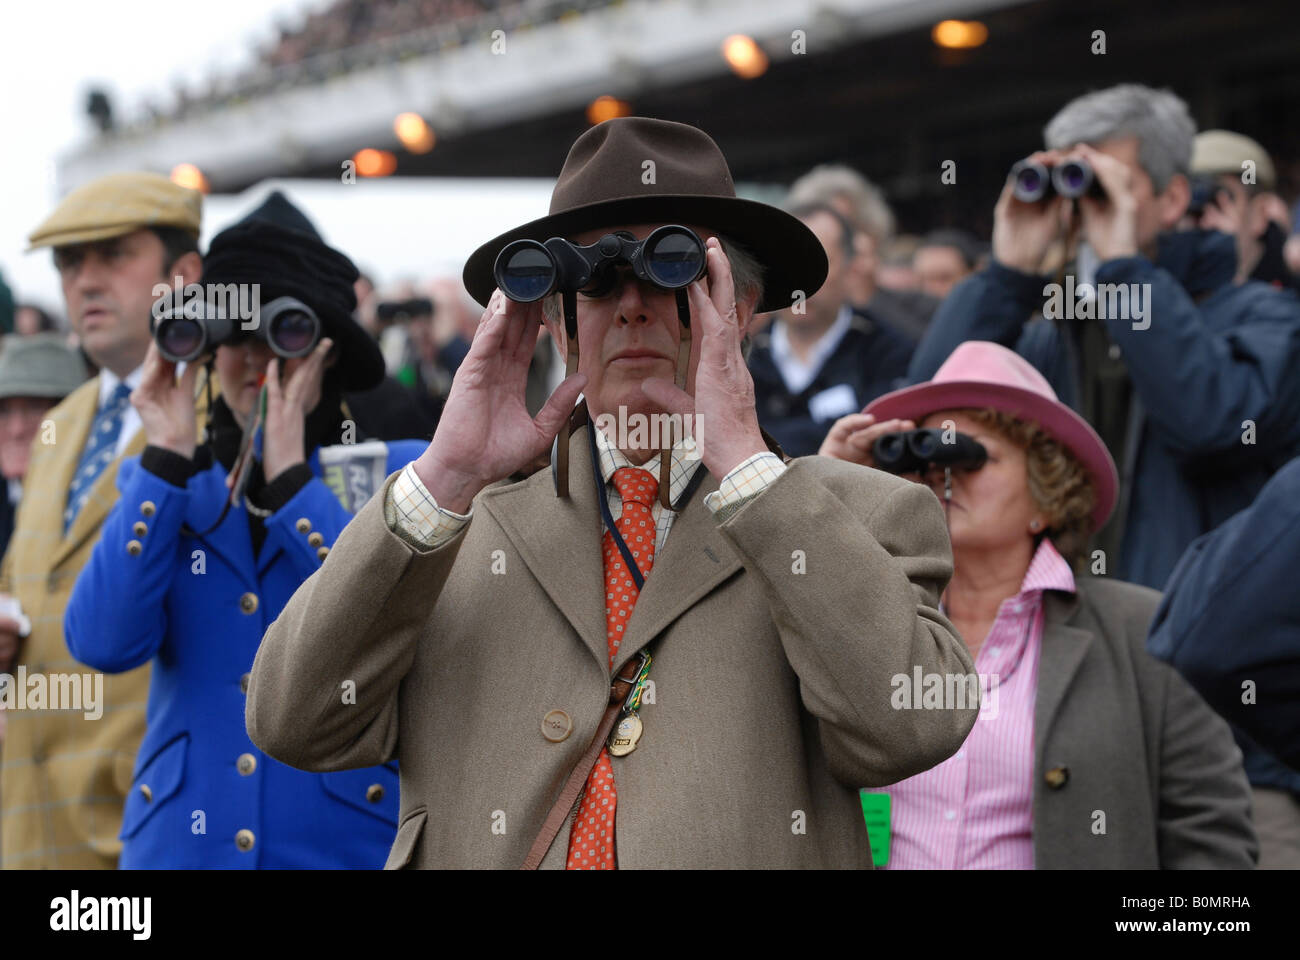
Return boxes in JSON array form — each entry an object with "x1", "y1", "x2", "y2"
[{"x1": 820, "y1": 340, "x2": 1255, "y2": 869}]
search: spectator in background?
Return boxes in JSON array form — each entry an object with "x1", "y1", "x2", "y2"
[
  {"x1": 787, "y1": 165, "x2": 938, "y2": 346},
  {"x1": 1190, "y1": 130, "x2": 1300, "y2": 292},
  {"x1": 748, "y1": 203, "x2": 912, "y2": 456},
  {"x1": 824, "y1": 342, "x2": 1256, "y2": 869},
  {"x1": 3, "y1": 172, "x2": 202, "y2": 868},
  {"x1": 14, "y1": 304, "x2": 61, "y2": 336},
  {"x1": 1148, "y1": 455, "x2": 1300, "y2": 867},
  {"x1": 353, "y1": 270, "x2": 378, "y2": 336},
  {"x1": 907, "y1": 85, "x2": 1300, "y2": 867},
  {"x1": 877, "y1": 234, "x2": 923, "y2": 292},
  {"x1": 913, "y1": 228, "x2": 980, "y2": 300},
  {"x1": 0, "y1": 336, "x2": 87, "y2": 557}
]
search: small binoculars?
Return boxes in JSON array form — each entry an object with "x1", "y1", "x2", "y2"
[
  {"x1": 872, "y1": 428, "x2": 988, "y2": 475},
  {"x1": 152, "y1": 295, "x2": 321, "y2": 364},
  {"x1": 1009, "y1": 158, "x2": 1105, "y2": 203},
  {"x1": 493, "y1": 225, "x2": 707, "y2": 303}
]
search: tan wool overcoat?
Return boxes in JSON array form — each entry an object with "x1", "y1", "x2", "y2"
[{"x1": 248, "y1": 426, "x2": 979, "y2": 868}]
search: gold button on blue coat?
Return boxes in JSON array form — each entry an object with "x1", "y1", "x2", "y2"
[{"x1": 239, "y1": 592, "x2": 258, "y2": 614}]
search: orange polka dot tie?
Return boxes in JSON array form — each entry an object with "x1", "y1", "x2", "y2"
[{"x1": 565, "y1": 466, "x2": 659, "y2": 870}]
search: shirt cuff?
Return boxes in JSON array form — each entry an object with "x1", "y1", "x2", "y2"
[
  {"x1": 383, "y1": 462, "x2": 472, "y2": 549},
  {"x1": 705, "y1": 452, "x2": 786, "y2": 521}
]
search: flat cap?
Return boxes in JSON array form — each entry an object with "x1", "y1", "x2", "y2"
[
  {"x1": 27, "y1": 171, "x2": 202, "y2": 251},
  {"x1": 1191, "y1": 130, "x2": 1277, "y2": 191},
  {"x1": 0, "y1": 333, "x2": 88, "y2": 401}
]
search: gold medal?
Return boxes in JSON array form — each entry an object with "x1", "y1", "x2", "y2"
[{"x1": 607, "y1": 712, "x2": 643, "y2": 757}]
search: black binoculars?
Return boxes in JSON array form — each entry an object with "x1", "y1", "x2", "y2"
[
  {"x1": 1186, "y1": 174, "x2": 1229, "y2": 219},
  {"x1": 872, "y1": 428, "x2": 988, "y2": 475},
  {"x1": 493, "y1": 225, "x2": 707, "y2": 303},
  {"x1": 1009, "y1": 158, "x2": 1105, "y2": 203},
  {"x1": 152, "y1": 295, "x2": 322, "y2": 364}
]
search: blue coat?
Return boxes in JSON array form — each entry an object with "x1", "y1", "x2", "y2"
[
  {"x1": 1147, "y1": 456, "x2": 1300, "y2": 781},
  {"x1": 65, "y1": 438, "x2": 425, "y2": 868},
  {"x1": 909, "y1": 229, "x2": 1300, "y2": 591}
]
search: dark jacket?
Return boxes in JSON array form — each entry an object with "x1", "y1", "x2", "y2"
[
  {"x1": 750, "y1": 308, "x2": 913, "y2": 457},
  {"x1": 1147, "y1": 456, "x2": 1300, "y2": 783},
  {"x1": 909, "y1": 229, "x2": 1300, "y2": 591}
]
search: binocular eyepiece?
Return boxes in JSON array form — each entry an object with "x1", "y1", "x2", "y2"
[
  {"x1": 493, "y1": 225, "x2": 707, "y2": 303},
  {"x1": 872, "y1": 428, "x2": 988, "y2": 475},
  {"x1": 1009, "y1": 158, "x2": 1104, "y2": 203},
  {"x1": 151, "y1": 295, "x2": 322, "y2": 364}
]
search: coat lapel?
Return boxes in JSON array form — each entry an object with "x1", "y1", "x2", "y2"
[
  {"x1": 480, "y1": 425, "x2": 609, "y2": 670},
  {"x1": 185, "y1": 465, "x2": 257, "y2": 582},
  {"x1": 611, "y1": 466, "x2": 738, "y2": 677},
  {"x1": 1034, "y1": 590, "x2": 1095, "y2": 756}
]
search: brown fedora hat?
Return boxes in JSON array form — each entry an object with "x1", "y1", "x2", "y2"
[{"x1": 462, "y1": 117, "x2": 827, "y2": 314}]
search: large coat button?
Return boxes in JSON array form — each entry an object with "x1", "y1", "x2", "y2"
[
  {"x1": 237, "y1": 753, "x2": 257, "y2": 776},
  {"x1": 139, "y1": 783, "x2": 153, "y2": 802},
  {"x1": 132, "y1": 521, "x2": 148, "y2": 537},
  {"x1": 240, "y1": 673, "x2": 251, "y2": 694},
  {"x1": 1044, "y1": 765, "x2": 1070, "y2": 789},
  {"x1": 126, "y1": 540, "x2": 143, "y2": 556},
  {"x1": 307, "y1": 532, "x2": 324, "y2": 548},
  {"x1": 140, "y1": 500, "x2": 156, "y2": 517},
  {"x1": 366, "y1": 784, "x2": 384, "y2": 803},
  {"x1": 316, "y1": 547, "x2": 329, "y2": 561},
  {"x1": 239, "y1": 592, "x2": 259, "y2": 615},
  {"x1": 295, "y1": 518, "x2": 312, "y2": 534},
  {"x1": 541, "y1": 710, "x2": 573, "y2": 742},
  {"x1": 235, "y1": 829, "x2": 255, "y2": 852}
]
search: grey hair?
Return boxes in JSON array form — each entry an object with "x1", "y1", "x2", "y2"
[
  {"x1": 1043, "y1": 84, "x2": 1196, "y2": 192},
  {"x1": 540, "y1": 234, "x2": 765, "y2": 324},
  {"x1": 786, "y1": 164, "x2": 895, "y2": 245}
]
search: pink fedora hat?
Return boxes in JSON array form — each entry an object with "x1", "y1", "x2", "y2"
[{"x1": 865, "y1": 341, "x2": 1118, "y2": 530}]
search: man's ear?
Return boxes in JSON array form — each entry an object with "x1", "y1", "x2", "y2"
[
  {"x1": 1159, "y1": 173, "x2": 1192, "y2": 229},
  {"x1": 1246, "y1": 194, "x2": 1273, "y2": 239},
  {"x1": 169, "y1": 251, "x2": 203, "y2": 287},
  {"x1": 734, "y1": 289, "x2": 761, "y2": 338}
]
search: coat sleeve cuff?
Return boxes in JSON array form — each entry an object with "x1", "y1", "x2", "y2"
[
  {"x1": 140, "y1": 445, "x2": 197, "y2": 488},
  {"x1": 257, "y1": 463, "x2": 314, "y2": 513}
]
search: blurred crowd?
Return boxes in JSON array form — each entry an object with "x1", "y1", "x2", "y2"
[{"x1": 2, "y1": 79, "x2": 1299, "y2": 872}]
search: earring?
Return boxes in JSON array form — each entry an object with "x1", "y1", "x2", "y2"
[{"x1": 1030, "y1": 519, "x2": 1043, "y2": 532}]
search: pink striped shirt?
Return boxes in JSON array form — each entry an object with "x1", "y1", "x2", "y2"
[{"x1": 864, "y1": 538, "x2": 1075, "y2": 869}]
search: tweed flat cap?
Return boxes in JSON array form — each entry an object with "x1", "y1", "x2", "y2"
[
  {"x1": 27, "y1": 171, "x2": 202, "y2": 251},
  {"x1": 0, "y1": 333, "x2": 88, "y2": 401},
  {"x1": 1191, "y1": 130, "x2": 1277, "y2": 191}
]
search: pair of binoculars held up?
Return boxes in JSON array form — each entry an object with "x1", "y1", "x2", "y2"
[
  {"x1": 151, "y1": 296, "x2": 322, "y2": 364},
  {"x1": 493, "y1": 225, "x2": 707, "y2": 303},
  {"x1": 1009, "y1": 158, "x2": 1105, "y2": 203},
  {"x1": 872, "y1": 428, "x2": 989, "y2": 475}
]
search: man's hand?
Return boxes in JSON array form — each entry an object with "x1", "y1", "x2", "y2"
[
  {"x1": 642, "y1": 237, "x2": 767, "y2": 479},
  {"x1": 819, "y1": 413, "x2": 916, "y2": 467},
  {"x1": 262, "y1": 338, "x2": 333, "y2": 482},
  {"x1": 1072, "y1": 143, "x2": 1140, "y2": 262},
  {"x1": 132, "y1": 342, "x2": 203, "y2": 460},
  {"x1": 993, "y1": 150, "x2": 1072, "y2": 275},
  {"x1": 414, "y1": 290, "x2": 587, "y2": 514}
]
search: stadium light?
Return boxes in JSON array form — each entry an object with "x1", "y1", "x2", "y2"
[
  {"x1": 586, "y1": 96, "x2": 632, "y2": 125},
  {"x1": 932, "y1": 20, "x2": 988, "y2": 49},
  {"x1": 170, "y1": 163, "x2": 209, "y2": 194},
  {"x1": 354, "y1": 149, "x2": 398, "y2": 177},
  {"x1": 394, "y1": 113, "x2": 436, "y2": 153},
  {"x1": 722, "y1": 35, "x2": 768, "y2": 79}
]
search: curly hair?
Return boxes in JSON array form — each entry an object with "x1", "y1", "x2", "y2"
[{"x1": 964, "y1": 408, "x2": 1097, "y2": 566}]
